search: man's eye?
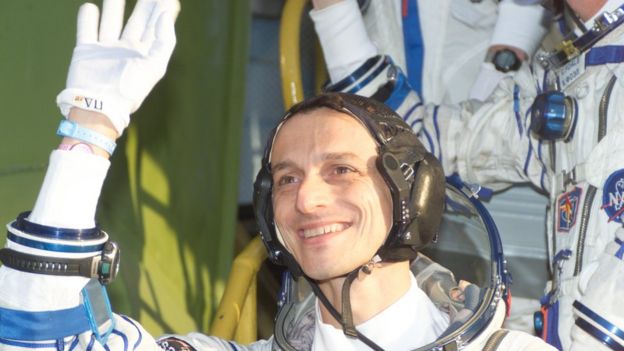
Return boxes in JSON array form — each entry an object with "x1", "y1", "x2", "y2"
[
  {"x1": 277, "y1": 175, "x2": 298, "y2": 186},
  {"x1": 334, "y1": 166, "x2": 355, "y2": 175}
]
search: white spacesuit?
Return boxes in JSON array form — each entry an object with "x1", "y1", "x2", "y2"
[{"x1": 315, "y1": 0, "x2": 624, "y2": 350}]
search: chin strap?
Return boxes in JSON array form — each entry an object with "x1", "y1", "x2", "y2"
[
  {"x1": 304, "y1": 259, "x2": 385, "y2": 351},
  {"x1": 340, "y1": 269, "x2": 360, "y2": 337}
]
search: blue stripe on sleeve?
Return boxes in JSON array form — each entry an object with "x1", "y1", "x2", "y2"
[
  {"x1": 433, "y1": 105, "x2": 442, "y2": 163},
  {"x1": 513, "y1": 85, "x2": 524, "y2": 135}
]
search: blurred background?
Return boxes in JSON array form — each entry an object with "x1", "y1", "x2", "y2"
[{"x1": 0, "y1": 0, "x2": 548, "y2": 340}]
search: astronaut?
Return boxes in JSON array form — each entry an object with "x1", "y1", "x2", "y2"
[{"x1": 311, "y1": 0, "x2": 624, "y2": 350}]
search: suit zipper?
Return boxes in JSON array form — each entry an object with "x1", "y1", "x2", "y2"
[
  {"x1": 482, "y1": 329, "x2": 509, "y2": 351},
  {"x1": 573, "y1": 75, "x2": 616, "y2": 276}
]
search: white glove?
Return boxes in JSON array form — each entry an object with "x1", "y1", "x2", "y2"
[{"x1": 57, "y1": 0, "x2": 179, "y2": 136}]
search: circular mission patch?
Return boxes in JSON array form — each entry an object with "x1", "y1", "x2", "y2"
[{"x1": 602, "y1": 169, "x2": 624, "y2": 224}]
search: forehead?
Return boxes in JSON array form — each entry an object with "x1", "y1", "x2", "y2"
[{"x1": 270, "y1": 108, "x2": 378, "y2": 161}]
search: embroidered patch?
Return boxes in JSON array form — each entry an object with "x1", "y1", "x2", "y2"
[
  {"x1": 602, "y1": 169, "x2": 624, "y2": 224},
  {"x1": 558, "y1": 187, "x2": 582, "y2": 232}
]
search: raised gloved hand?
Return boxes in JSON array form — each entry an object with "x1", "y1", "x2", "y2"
[{"x1": 57, "y1": 0, "x2": 179, "y2": 136}]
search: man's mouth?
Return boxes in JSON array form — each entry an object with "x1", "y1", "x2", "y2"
[{"x1": 301, "y1": 223, "x2": 351, "y2": 238}]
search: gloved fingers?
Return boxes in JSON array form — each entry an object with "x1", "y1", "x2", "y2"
[
  {"x1": 139, "y1": 4, "x2": 159, "y2": 47},
  {"x1": 99, "y1": 0, "x2": 126, "y2": 43},
  {"x1": 148, "y1": 10, "x2": 177, "y2": 61},
  {"x1": 121, "y1": 0, "x2": 158, "y2": 43},
  {"x1": 161, "y1": 0, "x2": 181, "y2": 21},
  {"x1": 141, "y1": 0, "x2": 180, "y2": 44},
  {"x1": 76, "y1": 3, "x2": 99, "y2": 45}
]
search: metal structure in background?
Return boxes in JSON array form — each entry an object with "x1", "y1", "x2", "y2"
[
  {"x1": 210, "y1": 0, "x2": 309, "y2": 342},
  {"x1": 210, "y1": 235, "x2": 266, "y2": 343},
  {"x1": 279, "y1": 0, "x2": 307, "y2": 106}
]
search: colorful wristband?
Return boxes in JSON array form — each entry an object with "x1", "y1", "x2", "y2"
[{"x1": 56, "y1": 119, "x2": 116, "y2": 155}]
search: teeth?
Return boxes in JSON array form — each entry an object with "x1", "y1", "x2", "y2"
[{"x1": 303, "y1": 223, "x2": 347, "y2": 238}]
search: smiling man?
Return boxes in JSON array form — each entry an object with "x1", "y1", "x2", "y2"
[{"x1": 267, "y1": 102, "x2": 448, "y2": 347}]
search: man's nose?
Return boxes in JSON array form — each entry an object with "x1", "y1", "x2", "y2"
[{"x1": 295, "y1": 175, "x2": 330, "y2": 214}]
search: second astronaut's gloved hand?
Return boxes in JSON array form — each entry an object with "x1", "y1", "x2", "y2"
[{"x1": 56, "y1": 0, "x2": 179, "y2": 136}]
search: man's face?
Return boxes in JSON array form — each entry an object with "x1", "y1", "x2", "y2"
[{"x1": 270, "y1": 108, "x2": 393, "y2": 281}]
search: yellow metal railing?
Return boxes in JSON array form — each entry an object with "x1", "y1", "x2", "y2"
[
  {"x1": 279, "y1": 0, "x2": 308, "y2": 108},
  {"x1": 210, "y1": 235, "x2": 266, "y2": 343}
]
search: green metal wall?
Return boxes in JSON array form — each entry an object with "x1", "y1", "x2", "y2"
[{"x1": 0, "y1": 0, "x2": 250, "y2": 336}]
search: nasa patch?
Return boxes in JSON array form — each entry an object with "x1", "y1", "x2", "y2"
[
  {"x1": 602, "y1": 169, "x2": 624, "y2": 224},
  {"x1": 557, "y1": 187, "x2": 582, "y2": 232}
]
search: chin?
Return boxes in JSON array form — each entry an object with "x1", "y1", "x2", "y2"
[{"x1": 302, "y1": 263, "x2": 359, "y2": 281}]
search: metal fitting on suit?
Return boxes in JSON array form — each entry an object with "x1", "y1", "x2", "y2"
[{"x1": 530, "y1": 91, "x2": 577, "y2": 141}]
